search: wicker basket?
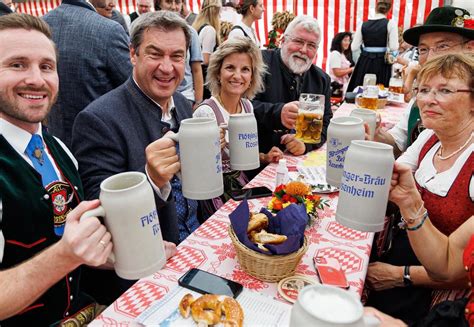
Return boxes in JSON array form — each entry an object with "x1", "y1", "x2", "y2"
[{"x1": 228, "y1": 226, "x2": 308, "y2": 283}]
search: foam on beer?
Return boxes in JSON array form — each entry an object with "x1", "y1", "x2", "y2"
[{"x1": 300, "y1": 288, "x2": 361, "y2": 323}]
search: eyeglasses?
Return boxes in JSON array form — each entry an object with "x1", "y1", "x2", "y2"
[
  {"x1": 285, "y1": 35, "x2": 318, "y2": 52},
  {"x1": 413, "y1": 87, "x2": 472, "y2": 100},
  {"x1": 418, "y1": 41, "x2": 467, "y2": 57}
]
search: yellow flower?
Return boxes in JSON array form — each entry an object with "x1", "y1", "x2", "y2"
[
  {"x1": 305, "y1": 199, "x2": 314, "y2": 214},
  {"x1": 268, "y1": 198, "x2": 274, "y2": 211}
]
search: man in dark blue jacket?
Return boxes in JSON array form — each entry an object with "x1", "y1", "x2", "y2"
[{"x1": 72, "y1": 11, "x2": 199, "y2": 305}]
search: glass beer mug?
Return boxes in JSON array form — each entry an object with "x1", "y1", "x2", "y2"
[
  {"x1": 295, "y1": 94, "x2": 325, "y2": 144},
  {"x1": 359, "y1": 85, "x2": 379, "y2": 110},
  {"x1": 362, "y1": 74, "x2": 377, "y2": 87},
  {"x1": 388, "y1": 77, "x2": 403, "y2": 94}
]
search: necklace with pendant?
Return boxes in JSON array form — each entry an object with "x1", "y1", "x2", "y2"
[{"x1": 437, "y1": 133, "x2": 473, "y2": 160}]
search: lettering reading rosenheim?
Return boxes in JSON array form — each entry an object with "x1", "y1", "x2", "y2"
[{"x1": 238, "y1": 133, "x2": 258, "y2": 148}]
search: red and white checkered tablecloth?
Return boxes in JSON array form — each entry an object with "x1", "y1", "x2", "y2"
[
  {"x1": 91, "y1": 102, "x2": 406, "y2": 326},
  {"x1": 92, "y1": 196, "x2": 373, "y2": 326},
  {"x1": 91, "y1": 181, "x2": 373, "y2": 325}
]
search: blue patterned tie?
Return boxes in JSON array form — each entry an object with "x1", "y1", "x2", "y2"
[
  {"x1": 25, "y1": 134, "x2": 59, "y2": 187},
  {"x1": 170, "y1": 176, "x2": 200, "y2": 242}
]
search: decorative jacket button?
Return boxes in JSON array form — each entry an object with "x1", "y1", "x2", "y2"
[
  {"x1": 65, "y1": 312, "x2": 69, "y2": 316},
  {"x1": 70, "y1": 295, "x2": 74, "y2": 301},
  {"x1": 69, "y1": 277, "x2": 73, "y2": 282},
  {"x1": 43, "y1": 194, "x2": 50, "y2": 200},
  {"x1": 74, "y1": 186, "x2": 78, "y2": 190}
]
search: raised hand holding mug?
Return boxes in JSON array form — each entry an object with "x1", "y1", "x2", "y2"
[
  {"x1": 166, "y1": 117, "x2": 224, "y2": 200},
  {"x1": 80, "y1": 172, "x2": 166, "y2": 280}
]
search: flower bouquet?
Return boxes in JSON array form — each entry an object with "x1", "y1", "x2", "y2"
[{"x1": 268, "y1": 181, "x2": 329, "y2": 225}]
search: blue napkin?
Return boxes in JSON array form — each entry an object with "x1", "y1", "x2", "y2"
[{"x1": 229, "y1": 199, "x2": 307, "y2": 255}]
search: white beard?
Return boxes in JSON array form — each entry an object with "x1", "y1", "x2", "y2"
[{"x1": 281, "y1": 45, "x2": 313, "y2": 74}]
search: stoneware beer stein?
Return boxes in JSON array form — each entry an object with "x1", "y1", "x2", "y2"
[
  {"x1": 350, "y1": 108, "x2": 377, "y2": 140},
  {"x1": 228, "y1": 113, "x2": 259, "y2": 170},
  {"x1": 80, "y1": 172, "x2": 166, "y2": 280},
  {"x1": 290, "y1": 285, "x2": 380, "y2": 327},
  {"x1": 336, "y1": 140, "x2": 394, "y2": 232},
  {"x1": 167, "y1": 117, "x2": 224, "y2": 200},
  {"x1": 326, "y1": 117, "x2": 365, "y2": 187}
]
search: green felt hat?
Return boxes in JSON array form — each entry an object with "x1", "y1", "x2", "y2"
[{"x1": 403, "y1": 7, "x2": 474, "y2": 46}]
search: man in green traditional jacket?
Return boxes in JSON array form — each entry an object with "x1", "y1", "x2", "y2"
[
  {"x1": 0, "y1": 13, "x2": 113, "y2": 326},
  {"x1": 375, "y1": 6, "x2": 474, "y2": 157}
]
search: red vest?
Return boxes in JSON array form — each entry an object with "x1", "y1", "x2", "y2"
[{"x1": 415, "y1": 134, "x2": 474, "y2": 235}]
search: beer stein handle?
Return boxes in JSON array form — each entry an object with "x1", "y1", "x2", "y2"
[
  {"x1": 163, "y1": 132, "x2": 183, "y2": 181},
  {"x1": 79, "y1": 206, "x2": 116, "y2": 264}
]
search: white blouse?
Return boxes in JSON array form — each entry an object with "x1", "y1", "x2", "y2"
[{"x1": 397, "y1": 129, "x2": 474, "y2": 199}]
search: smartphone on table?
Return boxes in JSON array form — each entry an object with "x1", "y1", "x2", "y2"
[
  {"x1": 229, "y1": 186, "x2": 273, "y2": 201},
  {"x1": 178, "y1": 268, "x2": 243, "y2": 298},
  {"x1": 314, "y1": 257, "x2": 349, "y2": 289}
]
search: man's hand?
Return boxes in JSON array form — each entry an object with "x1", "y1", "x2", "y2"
[
  {"x1": 260, "y1": 146, "x2": 284, "y2": 164},
  {"x1": 281, "y1": 134, "x2": 305, "y2": 156},
  {"x1": 363, "y1": 122, "x2": 371, "y2": 140},
  {"x1": 59, "y1": 200, "x2": 113, "y2": 267},
  {"x1": 366, "y1": 262, "x2": 404, "y2": 291},
  {"x1": 281, "y1": 101, "x2": 299, "y2": 129},
  {"x1": 146, "y1": 133, "x2": 181, "y2": 188},
  {"x1": 164, "y1": 241, "x2": 177, "y2": 259}
]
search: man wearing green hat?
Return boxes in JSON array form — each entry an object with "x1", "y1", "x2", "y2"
[{"x1": 375, "y1": 6, "x2": 473, "y2": 156}]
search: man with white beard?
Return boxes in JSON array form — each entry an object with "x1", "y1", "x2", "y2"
[{"x1": 252, "y1": 15, "x2": 332, "y2": 168}]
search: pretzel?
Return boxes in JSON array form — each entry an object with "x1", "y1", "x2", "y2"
[
  {"x1": 179, "y1": 294, "x2": 244, "y2": 327},
  {"x1": 178, "y1": 293, "x2": 194, "y2": 318},
  {"x1": 220, "y1": 296, "x2": 244, "y2": 327}
]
